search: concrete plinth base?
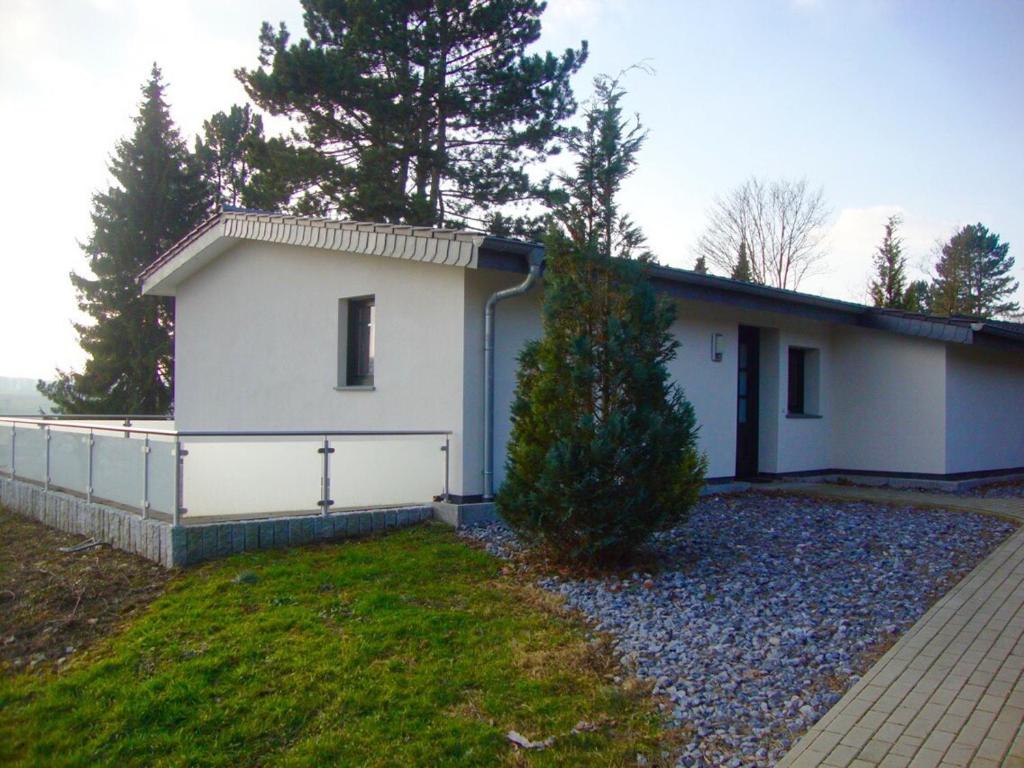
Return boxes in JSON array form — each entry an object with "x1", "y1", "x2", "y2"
[{"x1": 432, "y1": 500, "x2": 499, "y2": 528}]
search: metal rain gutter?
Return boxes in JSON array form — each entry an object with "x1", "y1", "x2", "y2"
[{"x1": 482, "y1": 244, "x2": 544, "y2": 500}]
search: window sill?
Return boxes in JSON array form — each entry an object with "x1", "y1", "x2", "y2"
[
  {"x1": 334, "y1": 385, "x2": 376, "y2": 391},
  {"x1": 786, "y1": 413, "x2": 822, "y2": 419}
]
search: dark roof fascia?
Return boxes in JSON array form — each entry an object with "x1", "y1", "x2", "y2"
[
  {"x1": 474, "y1": 252, "x2": 1024, "y2": 352},
  {"x1": 139, "y1": 212, "x2": 222, "y2": 283},
  {"x1": 477, "y1": 235, "x2": 544, "y2": 273},
  {"x1": 647, "y1": 266, "x2": 867, "y2": 326},
  {"x1": 978, "y1": 322, "x2": 1024, "y2": 343}
]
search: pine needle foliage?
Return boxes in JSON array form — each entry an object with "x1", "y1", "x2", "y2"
[
  {"x1": 238, "y1": 0, "x2": 586, "y2": 226},
  {"x1": 929, "y1": 223, "x2": 1019, "y2": 318}
]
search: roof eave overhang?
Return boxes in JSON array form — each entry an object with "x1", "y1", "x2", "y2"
[
  {"x1": 142, "y1": 219, "x2": 236, "y2": 296},
  {"x1": 140, "y1": 213, "x2": 499, "y2": 296},
  {"x1": 861, "y1": 313, "x2": 975, "y2": 344},
  {"x1": 650, "y1": 272, "x2": 864, "y2": 325}
]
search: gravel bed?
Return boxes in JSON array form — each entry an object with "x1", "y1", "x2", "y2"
[
  {"x1": 460, "y1": 494, "x2": 1015, "y2": 767},
  {"x1": 955, "y1": 480, "x2": 1024, "y2": 499}
]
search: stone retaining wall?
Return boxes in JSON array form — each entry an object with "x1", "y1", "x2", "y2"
[
  {"x1": 0, "y1": 476, "x2": 173, "y2": 565},
  {"x1": 0, "y1": 476, "x2": 432, "y2": 568},
  {"x1": 170, "y1": 505, "x2": 433, "y2": 567}
]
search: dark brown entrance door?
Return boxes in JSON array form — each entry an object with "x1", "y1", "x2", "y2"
[{"x1": 735, "y1": 325, "x2": 760, "y2": 479}]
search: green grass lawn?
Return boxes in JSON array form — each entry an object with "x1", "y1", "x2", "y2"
[{"x1": 0, "y1": 522, "x2": 669, "y2": 767}]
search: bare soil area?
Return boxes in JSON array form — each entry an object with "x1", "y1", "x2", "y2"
[{"x1": 0, "y1": 506, "x2": 172, "y2": 674}]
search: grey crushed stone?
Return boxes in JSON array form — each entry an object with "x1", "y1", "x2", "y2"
[{"x1": 459, "y1": 493, "x2": 1014, "y2": 767}]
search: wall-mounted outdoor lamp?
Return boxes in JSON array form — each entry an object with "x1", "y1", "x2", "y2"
[{"x1": 711, "y1": 333, "x2": 724, "y2": 362}]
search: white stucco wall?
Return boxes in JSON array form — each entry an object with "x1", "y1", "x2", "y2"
[
  {"x1": 772, "y1": 324, "x2": 834, "y2": 474},
  {"x1": 830, "y1": 328, "x2": 948, "y2": 475},
  {"x1": 173, "y1": 241, "x2": 472, "y2": 494},
  {"x1": 945, "y1": 345, "x2": 1024, "y2": 474},
  {"x1": 663, "y1": 303, "x2": 836, "y2": 478},
  {"x1": 172, "y1": 242, "x2": 1022, "y2": 498},
  {"x1": 663, "y1": 301, "x2": 740, "y2": 479},
  {"x1": 467, "y1": 282, "x2": 848, "y2": 487},
  {"x1": 462, "y1": 270, "x2": 544, "y2": 497}
]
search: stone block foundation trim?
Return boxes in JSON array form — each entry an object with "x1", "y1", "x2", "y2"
[
  {"x1": 1, "y1": 476, "x2": 173, "y2": 566},
  {"x1": 0, "y1": 476, "x2": 433, "y2": 568}
]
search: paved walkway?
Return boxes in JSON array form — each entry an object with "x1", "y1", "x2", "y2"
[{"x1": 775, "y1": 484, "x2": 1024, "y2": 768}]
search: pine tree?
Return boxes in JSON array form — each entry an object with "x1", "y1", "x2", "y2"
[
  {"x1": 39, "y1": 66, "x2": 210, "y2": 413},
  {"x1": 693, "y1": 256, "x2": 708, "y2": 274},
  {"x1": 731, "y1": 240, "x2": 753, "y2": 282},
  {"x1": 930, "y1": 223, "x2": 1019, "y2": 318},
  {"x1": 903, "y1": 280, "x2": 931, "y2": 313},
  {"x1": 238, "y1": 0, "x2": 586, "y2": 226},
  {"x1": 869, "y1": 215, "x2": 909, "y2": 308},
  {"x1": 498, "y1": 77, "x2": 705, "y2": 566},
  {"x1": 195, "y1": 104, "x2": 264, "y2": 208}
]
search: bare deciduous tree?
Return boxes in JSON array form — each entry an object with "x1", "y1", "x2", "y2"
[{"x1": 695, "y1": 177, "x2": 831, "y2": 290}]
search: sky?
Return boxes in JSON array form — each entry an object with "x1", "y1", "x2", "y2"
[{"x1": 1, "y1": 0, "x2": 1022, "y2": 380}]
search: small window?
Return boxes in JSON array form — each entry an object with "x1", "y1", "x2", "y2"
[
  {"x1": 787, "y1": 346, "x2": 820, "y2": 416},
  {"x1": 340, "y1": 296, "x2": 375, "y2": 387},
  {"x1": 788, "y1": 348, "x2": 806, "y2": 414}
]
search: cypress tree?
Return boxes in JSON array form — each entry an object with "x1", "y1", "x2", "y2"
[
  {"x1": 731, "y1": 240, "x2": 753, "y2": 282},
  {"x1": 498, "y1": 77, "x2": 706, "y2": 566},
  {"x1": 930, "y1": 223, "x2": 1019, "y2": 318},
  {"x1": 40, "y1": 66, "x2": 210, "y2": 413},
  {"x1": 238, "y1": 0, "x2": 586, "y2": 226},
  {"x1": 553, "y1": 74, "x2": 652, "y2": 262},
  {"x1": 869, "y1": 215, "x2": 908, "y2": 308}
]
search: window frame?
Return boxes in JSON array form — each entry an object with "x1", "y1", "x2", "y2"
[
  {"x1": 338, "y1": 295, "x2": 375, "y2": 389},
  {"x1": 787, "y1": 347, "x2": 806, "y2": 415},
  {"x1": 786, "y1": 345, "x2": 822, "y2": 418}
]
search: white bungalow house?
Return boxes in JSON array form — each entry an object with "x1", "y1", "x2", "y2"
[{"x1": 140, "y1": 210, "x2": 1024, "y2": 505}]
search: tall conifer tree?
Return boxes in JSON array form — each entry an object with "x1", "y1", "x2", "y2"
[
  {"x1": 929, "y1": 223, "x2": 1019, "y2": 318},
  {"x1": 731, "y1": 240, "x2": 753, "y2": 282},
  {"x1": 869, "y1": 215, "x2": 908, "y2": 308},
  {"x1": 195, "y1": 104, "x2": 264, "y2": 208},
  {"x1": 553, "y1": 74, "x2": 651, "y2": 261},
  {"x1": 237, "y1": 0, "x2": 586, "y2": 225},
  {"x1": 498, "y1": 77, "x2": 705, "y2": 566},
  {"x1": 40, "y1": 66, "x2": 210, "y2": 413}
]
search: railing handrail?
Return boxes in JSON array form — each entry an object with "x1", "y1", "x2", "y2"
[
  {"x1": 0, "y1": 416, "x2": 179, "y2": 437},
  {"x1": 0, "y1": 414, "x2": 172, "y2": 420},
  {"x1": 177, "y1": 429, "x2": 453, "y2": 437},
  {"x1": 0, "y1": 416, "x2": 451, "y2": 439}
]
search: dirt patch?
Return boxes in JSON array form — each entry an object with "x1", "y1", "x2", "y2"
[{"x1": 0, "y1": 506, "x2": 172, "y2": 675}]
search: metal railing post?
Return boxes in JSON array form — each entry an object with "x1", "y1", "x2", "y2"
[
  {"x1": 318, "y1": 436, "x2": 334, "y2": 515},
  {"x1": 141, "y1": 434, "x2": 151, "y2": 518},
  {"x1": 9, "y1": 424, "x2": 14, "y2": 480},
  {"x1": 44, "y1": 425, "x2": 51, "y2": 491},
  {"x1": 173, "y1": 438, "x2": 187, "y2": 527},
  {"x1": 442, "y1": 435, "x2": 450, "y2": 502},
  {"x1": 86, "y1": 430, "x2": 94, "y2": 503}
]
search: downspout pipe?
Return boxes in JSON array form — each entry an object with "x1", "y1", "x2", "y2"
[{"x1": 483, "y1": 246, "x2": 544, "y2": 500}]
